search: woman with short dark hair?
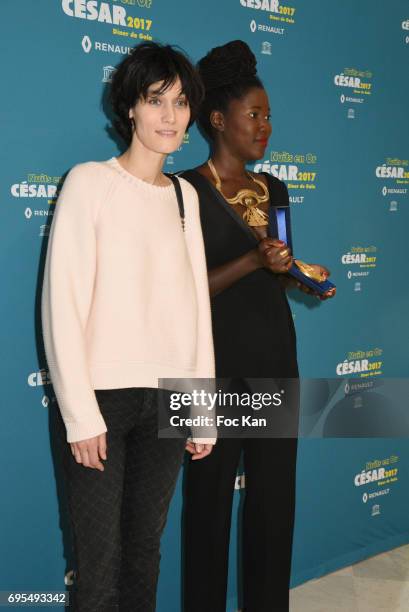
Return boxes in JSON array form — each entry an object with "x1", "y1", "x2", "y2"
[{"x1": 42, "y1": 41, "x2": 215, "y2": 612}]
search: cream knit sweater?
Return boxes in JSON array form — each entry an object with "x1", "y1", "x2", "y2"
[{"x1": 41, "y1": 157, "x2": 215, "y2": 443}]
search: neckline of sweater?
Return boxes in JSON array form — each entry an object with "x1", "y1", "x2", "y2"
[{"x1": 107, "y1": 157, "x2": 176, "y2": 196}]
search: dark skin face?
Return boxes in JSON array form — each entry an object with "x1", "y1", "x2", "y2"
[{"x1": 197, "y1": 87, "x2": 272, "y2": 239}]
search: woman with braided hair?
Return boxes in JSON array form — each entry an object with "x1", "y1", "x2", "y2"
[{"x1": 182, "y1": 40, "x2": 334, "y2": 612}]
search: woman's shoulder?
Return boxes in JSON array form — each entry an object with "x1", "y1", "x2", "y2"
[
  {"x1": 177, "y1": 174, "x2": 198, "y2": 198},
  {"x1": 64, "y1": 159, "x2": 116, "y2": 186},
  {"x1": 179, "y1": 166, "x2": 213, "y2": 193},
  {"x1": 56, "y1": 160, "x2": 117, "y2": 213}
]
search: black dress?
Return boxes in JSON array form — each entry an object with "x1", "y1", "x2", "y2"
[
  {"x1": 181, "y1": 169, "x2": 298, "y2": 379},
  {"x1": 181, "y1": 169, "x2": 299, "y2": 612}
]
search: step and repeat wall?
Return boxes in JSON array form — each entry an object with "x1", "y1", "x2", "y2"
[{"x1": 1, "y1": 1, "x2": 409, "y2": 610}]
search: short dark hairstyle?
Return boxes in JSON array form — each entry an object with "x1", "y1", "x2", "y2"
[
  {"x1": 110, "y1": 42, "x2": 204, "y2": 144},
  {"x1": 196, "y1": 40, "x2": 264, "y2": 141}
]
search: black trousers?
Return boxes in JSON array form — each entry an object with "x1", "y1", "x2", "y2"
[
  {"x1": 184, "y1": 436, "x2": 298, "y2": 612},
  {"x1": 54, "y1": 387, "x2": 186, "y2": 612}
]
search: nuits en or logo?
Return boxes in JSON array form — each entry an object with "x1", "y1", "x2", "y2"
[
  {"x1": 334, "y1": 67, "x2": 372, "y2": 113},
  {"x1": 254, "y1": 150, "x2": 317, "y2": 202},
  {"x1": 336, "y1": 348, "x2": 383, "y2": 377},
  {"x1": 402, "y1": 19, "x2": 409, "y2": 30},
  {"x1": 334, "y1": 68, "x2": 372, "y2": 91},
  {"x1": 261, "y1": 41, "x2": 272, "y2": 54},
  {"x1": 28, "y1": 369, "x2": 52, "y2": 387},
  {"x1": 341, "y1": 245, "x2": 377, "y2": 286},
  {"x1": 375, "y1": 158, "x2": 409, "y2": 200},
  {"x1": 11, "y1": 174, "x2": 59, "y2": 223},
  {"x1": 11, "y1": 173, "x2": 60, "y2": 225},
  {"x1": 355, "y1": 457, "x2": 399, "y2": 488},
  {"x1": 371, "y1": 504, "x2": 380, "y2": 516}
]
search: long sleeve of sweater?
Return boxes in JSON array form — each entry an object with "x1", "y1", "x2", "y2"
[
  {"x1": 41, "y1": 164, "x2": 108, "y2": 442},
  {"x1": 180, "y1": 179, "x2": 215, "y2": 379},
  {"x1": 41, "y1": 159, "x2": 216, "y2": 444}
]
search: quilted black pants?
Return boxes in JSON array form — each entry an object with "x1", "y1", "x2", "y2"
[{"x1": 54, "y1": 387, "x2": 186, "y2": 612}]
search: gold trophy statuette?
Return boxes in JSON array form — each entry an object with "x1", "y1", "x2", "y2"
[{"x1": 293, "y1": 260, "x2": 327, "y2": 283}]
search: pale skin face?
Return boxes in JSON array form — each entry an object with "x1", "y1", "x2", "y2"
[
  {"x1": 114, "y1": 77, "x2": 192, "y2": 187},
  {"x1": 130, "y1": 77, "x2": 191, "y2": 153}
]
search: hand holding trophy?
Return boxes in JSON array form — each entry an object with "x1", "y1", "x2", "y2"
[{"x1": 268, "y1": 206, "x2": 336, "y2": 298}]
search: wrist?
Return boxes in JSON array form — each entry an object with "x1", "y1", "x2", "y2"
[{"x1": 247, "y1": 248, "x2": 262, "y2": 271}]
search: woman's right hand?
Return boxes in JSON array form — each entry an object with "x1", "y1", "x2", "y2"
[
  {"x1": 70, "y1": 432, "x2": 107, "y2": 471},
  {"x1": 257, "y1": 238, "x2": 293, "y2": 273}
]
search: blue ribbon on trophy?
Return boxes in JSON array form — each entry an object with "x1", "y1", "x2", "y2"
[{"x1": 270, "y1": 206, "x2": 336, "y2": 295}]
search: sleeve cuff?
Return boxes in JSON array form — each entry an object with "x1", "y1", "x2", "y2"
[
  {"x1": 64, "y1": 413, "x2": 108, "y2": 443},
  {"x1": 188, "y1": 436, "x2": 217, "y2": 445}
]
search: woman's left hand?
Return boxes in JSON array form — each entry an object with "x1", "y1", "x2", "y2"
[{"x1": 185, "y1": 441, "x2": 214, "y2": 460}]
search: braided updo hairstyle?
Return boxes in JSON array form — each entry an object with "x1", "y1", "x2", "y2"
[{"x1": 197, "y1": 40, "x2": 264, "y2": 141}]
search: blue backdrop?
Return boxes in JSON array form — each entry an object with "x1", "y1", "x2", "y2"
[{"x1": 1, "y1": 1, "x2": 409, "y2": 610}]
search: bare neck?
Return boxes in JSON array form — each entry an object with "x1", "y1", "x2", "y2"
[
  {"x1": 118, "y1": 138, "x2": 169, "y2": 186},
  {"x1": 207, "y1": 143, "x2": 248, "y2": 181}
]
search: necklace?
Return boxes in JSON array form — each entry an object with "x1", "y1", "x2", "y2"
[{"x1": 207, "y1": 159, "x2": 269, "y2": 227}]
